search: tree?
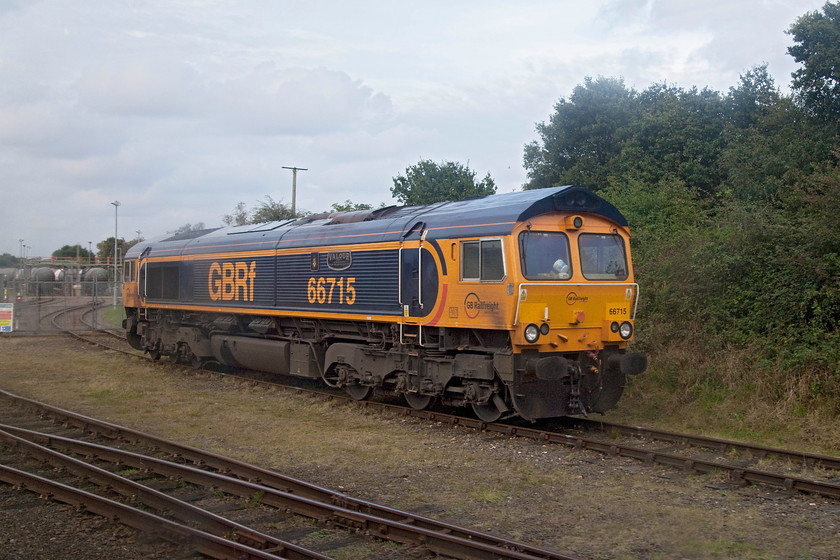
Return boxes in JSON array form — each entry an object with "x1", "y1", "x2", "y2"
[
  {"x1": 391, "y1": 160, "x2": 496, "y2": 205},
  {"x1": 52, "y1": 244, "x2": 94, "y2": 259},
  {"x1": 96, "y1": 237, "x2": 127, "y2": 262},
  {"x1": 523, "y1": 76, "x2": 638, "y2": 191},
  {"x1": 726, "y1": 64, "x2": 781, "y2": 128},
  {"x1": 167, "y1": 223, "x2": 207, "y2": 235},
  {"x1": 787, "y1": 1, "x2": 840, "y2": 124},
  {"x1": 223, "y1": 196, "x2": 308, "y2": 226},
  {"x1": 524, "y1": 77, "x2": 730, "y2": 194},
  {"x1": 615, "y1": 84, "x2": 727, "y2": 195},
  {"x1": 222, "y1": 201, "x2": 249, "y2": 226},
  {"x1": 251, "y1": 195, "x2": 302, "y2": 222},
  {"x1": 719, "y1": 95, "x2": 832, "y2": 203},
  {"x1": 330, "y1": 200, "x2": 373, "y2": 212},
  {"x1": 0, "y1": 253, "x2": 16, "y2": 267}
]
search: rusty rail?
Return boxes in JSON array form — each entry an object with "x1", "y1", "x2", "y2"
[
  {"x1": 0, "y1": 390, "x2": 582, "y2": 560},
  {"x1": 568, "y1": 417, "x2": 840, "y2": 470},
  {"x1": 0, "y1": 464, "x2": 313, "y2": 560},
  {"x1": 0, "y1": 426, "x2": 330, "y2": 560},
  {"x1": 54, "y1": 329, "x2": 840, "y2": 498}
]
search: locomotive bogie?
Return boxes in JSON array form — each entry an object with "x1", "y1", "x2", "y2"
[{"x1": 123, "y1": 185, "x2": 646, "y2": 420}]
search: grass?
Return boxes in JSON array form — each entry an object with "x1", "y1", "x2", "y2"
[
  {"x1": 101, "y1": 306, "x2": 125, "y2": 328},
  {"x1": 604, "y1": 339, "x2": 840, "y2": 456},
  {"x1": 2, "y1": 336, "x2": 839, "y2": 559}
]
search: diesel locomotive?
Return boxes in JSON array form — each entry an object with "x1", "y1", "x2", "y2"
[{"x1": 122, "y1": 185, "x2": 646, "y2": 421}]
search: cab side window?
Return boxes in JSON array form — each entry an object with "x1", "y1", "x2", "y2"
[
  {"x1": 461, "y1": 239, "x2": 505, "y2": 282},
  {"x1": 123, "y1": 261, "x2": 135, "y2": 282}
]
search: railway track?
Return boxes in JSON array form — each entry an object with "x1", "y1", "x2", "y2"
[
  {"x1": 49, "y1": 297, "x2": 840, "y2": 494},
  {"x1": 0, "y1": 389, "x2": 582, "y2": 560},
  {"x1": 64, "y1": 321, "x2": 840, "y2": 501}
]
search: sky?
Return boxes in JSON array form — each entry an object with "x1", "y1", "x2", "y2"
[{"x1": 0, "y1": 0, "x2": 827, "y2": 258}]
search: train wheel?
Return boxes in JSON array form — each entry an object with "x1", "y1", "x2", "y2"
[
  {"x1": 403, "y1": 392, "x2": 432, "y2": 410},
  {"x1": 471, "y1": 402, "x2": 502, "y2": 423},
  {"x1": 345, "y1": 383, "x2": 372, "y2": 401}
]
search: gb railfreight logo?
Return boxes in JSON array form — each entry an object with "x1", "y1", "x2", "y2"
[
  {"x1": 566, "y1": 292, "x2": 589, "y2": 305},
  {"x1": 464, "y1": 292, "x2": 500, "y2": 319}
]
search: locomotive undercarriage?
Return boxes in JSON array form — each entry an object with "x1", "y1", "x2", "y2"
[{"x1": 125, "y1": 308, "x2": 644, "y2": 421}]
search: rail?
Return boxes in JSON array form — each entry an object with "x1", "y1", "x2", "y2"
[{"x1": 0, "y1": 390, "x2": 582, "y2": 560}]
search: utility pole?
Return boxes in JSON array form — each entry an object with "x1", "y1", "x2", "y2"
[
  {"x1": 281, "y1": 166, "x2": 308, "y2": 217},
  {"x1": 111, "y1": 201, "x2": 120, "y2": 307}
]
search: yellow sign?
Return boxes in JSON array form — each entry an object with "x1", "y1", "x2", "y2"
[{"x1": 605, "y1": 302, "x2": 630, "y2": 319}]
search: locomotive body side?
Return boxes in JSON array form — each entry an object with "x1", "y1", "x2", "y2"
[{"x1": 123, "y1": 185, "x2": 646, "y2": 421}]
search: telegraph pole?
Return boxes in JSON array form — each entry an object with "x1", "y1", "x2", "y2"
[
  {"x1": 281, "y1": 166, "x2": 308, "y2": 217},
  {"x1": 111, "y1": 201, "x2": 120, "y2": 307}
]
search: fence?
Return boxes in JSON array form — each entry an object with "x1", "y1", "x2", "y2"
[{"x1": 2, "y1": 281, "x2": 123, "y2": 333}]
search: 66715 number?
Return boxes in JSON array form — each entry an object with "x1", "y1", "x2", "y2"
[{"x1": 307, "y1": 277, "x2": 356, "y2": 305}]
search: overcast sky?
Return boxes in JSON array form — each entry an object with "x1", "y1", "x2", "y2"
[{"x1": 0, "y1": 0, "x2": 826, "y2": 258}]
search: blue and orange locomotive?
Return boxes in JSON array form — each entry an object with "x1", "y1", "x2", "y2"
[{"x1": 123, "y1": 185, "x2": 646, "y2": 421}]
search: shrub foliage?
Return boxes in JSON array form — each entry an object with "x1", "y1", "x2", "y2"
[{"x1": 524, "y1": 3, "x2": 840, "y2": 416}]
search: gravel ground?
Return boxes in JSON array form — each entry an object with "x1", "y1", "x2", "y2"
[
  {"x1": 0, "y1": 484, "x2": 190, "y2": 559},
  {"x1": 1, "y1": 336, "x2": 839, "y2": 559}
]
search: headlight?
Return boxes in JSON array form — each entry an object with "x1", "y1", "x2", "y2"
[
  {"x1": 540, "y1": 322, "x2": 550, "y2": 335},
  {"x1": 524, "y1": 323, "x2": 540, "y2": 343},
  {"x1": 610, "y1": 322, "x2": 620, "y2": 333},
  {"x1": 619, "y1": 321, "x2": 633, "y2": 339}
]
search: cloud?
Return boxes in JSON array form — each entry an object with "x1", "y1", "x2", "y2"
[
  {"x1": 75, "y1": 58, "x2": 206, "y2": 118},
  {"x1": 0, "y1": 0, "x2": 827, "y2": 257},
  {"x1": 0, "y1": 101, "x2": 126, "y2": 159},
  {"x1": 207, "y1": 65, "x2": 393, "y2": 136},
  {"x1": 73, "y1": 55, "x2": 394, "y2": 138}
]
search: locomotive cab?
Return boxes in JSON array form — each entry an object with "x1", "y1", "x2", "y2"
[{"x1": 509, "y1": 212, "x2": 646, "y2": 419}]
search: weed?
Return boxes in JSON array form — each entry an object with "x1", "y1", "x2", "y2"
[
  {"x1": 476, "y1": 486, "x2": 508, "y2": 503},
  {"x1": 243, "y1": 490, "x2": 264, "y2": 508},
  {"x1": 306, "y1": 529, "x2": 332, "y2": 539}
]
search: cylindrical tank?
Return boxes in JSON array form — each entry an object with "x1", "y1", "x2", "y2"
[
  {"x1": 31, "y1": 267, "x2": 57, "y2": 282},
  {"x1": 54, "y1": 269, "x2": 65, "y2": 282},
  {"x1": 84, "y1": 267, "x2": 109, "y2": 282}
]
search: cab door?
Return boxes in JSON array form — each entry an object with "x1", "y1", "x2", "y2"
[
  {"x1": 400, "y1": 245, "x2": 422, "y2": 319},
  {"x1": 123, "y1": 260, "x2": 139, "y2": 307},
  {"x1": 399, "y1": 221, "x2": 425, "y2": 320}
]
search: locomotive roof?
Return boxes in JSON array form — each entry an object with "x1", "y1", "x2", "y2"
[{"x1": 126, "y1": 185, "x2": 628, "y2": 258}]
